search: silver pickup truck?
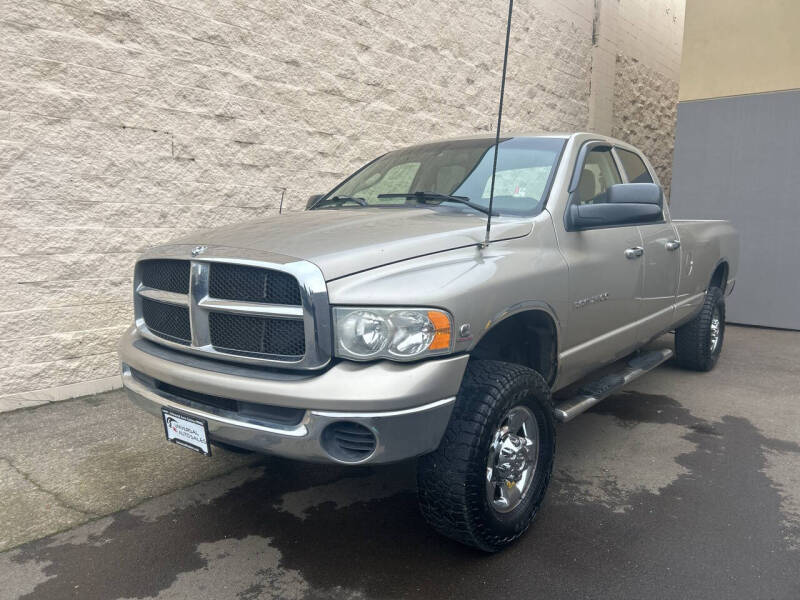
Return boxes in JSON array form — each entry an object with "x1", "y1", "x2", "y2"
[{"x1": 119, "y1": 132, "x2": 739, "y2": 551}]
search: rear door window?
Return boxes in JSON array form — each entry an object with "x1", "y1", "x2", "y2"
[{"x1": 616, "y1": 148, "x2": 653, "y2": 183}]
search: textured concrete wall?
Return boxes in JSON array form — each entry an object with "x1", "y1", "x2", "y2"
[
  {"x1": 0, "y1": 0, "x2": 682, "y2": 407},
  {"x1": 612, "y1": 0, "x2": 684, "y2": 197},
  {"x1": 612, "y1": 54, "x2": 680, "y2": 196},
  {"x1": 586, "y1": 0, "x2": 619, "y2": 134}
]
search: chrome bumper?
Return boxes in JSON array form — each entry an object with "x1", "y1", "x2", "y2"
[{"x1": 119, "y1": 328, "x2": 466, "y2": 464}]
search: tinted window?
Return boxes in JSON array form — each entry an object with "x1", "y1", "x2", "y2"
[
  {"x1": 616, "y1": 148, "x2": 653, "y2": 183},
  {"x1": 575, "y1": 147, "x2": 622, "y2": 205}
]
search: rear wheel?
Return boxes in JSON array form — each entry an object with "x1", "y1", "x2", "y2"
[
  {"x1": 675, "y1": 286, "x2": 725, "y2": 371},
  {"x1": 417, "y1": 360, "x2": 555, "y2": 552}
]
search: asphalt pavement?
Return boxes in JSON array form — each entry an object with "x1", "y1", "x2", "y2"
[{"x1": 1, "y1": 324, "x2": 798, "y2": 599}]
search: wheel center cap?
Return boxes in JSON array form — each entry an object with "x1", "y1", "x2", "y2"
[{"x1": 494, "y1": 433, "x2": 531, "y2": 483}]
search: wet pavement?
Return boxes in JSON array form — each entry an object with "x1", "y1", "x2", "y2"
[{"x1": 1, "y1": 325, "x2": 799, "y2": 599}]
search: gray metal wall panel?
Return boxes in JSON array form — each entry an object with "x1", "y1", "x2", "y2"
[{"x1": 671, "y1": 89, "x2": 800, "y2": 330}]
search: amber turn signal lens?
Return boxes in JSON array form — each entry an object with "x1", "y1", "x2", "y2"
[{"x1": 427, "y1": 310, "x2": 452, "y2": 350}]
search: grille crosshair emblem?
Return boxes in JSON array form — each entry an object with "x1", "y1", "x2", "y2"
[{"x1": 191, "y1": 245, "x2": 207, "y2": 257}]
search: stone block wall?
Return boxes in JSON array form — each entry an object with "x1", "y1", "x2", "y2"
[
  {"x1": 0, "y1": 0, "x2": 682, "y2": 407},
  {"x1": 612, "y1": 53, "x2": 680, "y2": 197},
  {"x1": 612, "y1": 0, "x2": 685, "y2": 197}
]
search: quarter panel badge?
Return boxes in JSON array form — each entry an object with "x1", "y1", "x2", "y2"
[
  {"x1": 191, "y1": 245, "x2": 207, "y2": 257},
  {"x1": 574, "y1": 292, "x2": 609, "y2": 310}
]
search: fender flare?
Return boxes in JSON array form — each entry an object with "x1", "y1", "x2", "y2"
[{"x1": 471, "y1": 300, "x2": 562, "y2": 384}]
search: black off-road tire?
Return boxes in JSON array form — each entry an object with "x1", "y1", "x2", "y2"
[
  {"x1": 417, "y1": 360, "x2": 555, "y2": 552},
  {"x1": 675, "y1": 286, "x2": 725, "y2": 372}
]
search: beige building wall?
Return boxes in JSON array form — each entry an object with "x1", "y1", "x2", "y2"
[
  {"x1": 680, "y1": 0, "x2": 800, "y2": 101},
  {"x1": 0, "y1": 0, "x2": 683, "y2": 409}
]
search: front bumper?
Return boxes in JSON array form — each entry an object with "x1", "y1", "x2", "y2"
[{"x1": 119, "y1": 327, "x2": 468, "y2": 464}]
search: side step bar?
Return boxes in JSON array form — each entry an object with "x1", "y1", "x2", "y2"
[{"x1": 554, "y1": 348, "x2": 674, "y2": 423}]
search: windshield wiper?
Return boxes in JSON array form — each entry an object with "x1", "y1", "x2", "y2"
[
  {"x1": 311, "y1": 195, "x2": 367, "y2": 209},
  {"x1": 377, "y1": 192, "x2": 495, "y2": 216}
]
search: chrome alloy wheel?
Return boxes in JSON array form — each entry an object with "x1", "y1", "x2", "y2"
[
  {"x1": 485, "y1": 405, "x2": 539, "y2": 513},
  {"x1": 710, "y1": 306, "x2": 722, "y2": 353}
]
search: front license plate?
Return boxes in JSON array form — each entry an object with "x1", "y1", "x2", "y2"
[{"x1": 162, "y1": 408, "x2": 211, "y2": 456}]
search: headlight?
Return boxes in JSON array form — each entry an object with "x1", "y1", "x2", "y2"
[{"x1": 333, "y1": 307, "x2": 453, "y2": 361}]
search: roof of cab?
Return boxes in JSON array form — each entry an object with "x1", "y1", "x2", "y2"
[{"x1": 437, "y1": 131, "x2": 647, "y2": 152}]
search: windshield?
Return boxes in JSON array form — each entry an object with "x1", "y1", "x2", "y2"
[{"x1": 314, "y1": 137, "x2": 566, "y2": 216}]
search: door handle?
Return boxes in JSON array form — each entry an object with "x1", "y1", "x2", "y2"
[
  {"x1": 666, "y1": 239, "x2": 681, "y2": 251},
  {"x1": 624, "y1": 246, "x2": 644, "y2": 259}
]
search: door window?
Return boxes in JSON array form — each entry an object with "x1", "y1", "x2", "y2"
[
  {"x1": 616, "y1": 148, "x2": 653, "y2": 183},
  {"x1": 575, "y1": 148, "x2": 622, "y2": 205}
]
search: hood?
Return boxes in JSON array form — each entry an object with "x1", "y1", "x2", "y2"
[{"x1": 169, "y1": 208, "x2": 532, "y2": 280}]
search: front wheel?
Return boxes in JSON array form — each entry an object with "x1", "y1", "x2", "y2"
[
  {"x1": 417, "y1": 360, "x2": 555, "y2": 552},
  {"x1": 674, "y1": 286, "x2": 726, "y2": 371}
]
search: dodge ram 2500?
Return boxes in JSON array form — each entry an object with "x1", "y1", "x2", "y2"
[{"x1": 119, "y1": 132, "x2": 739, "y2": 551}]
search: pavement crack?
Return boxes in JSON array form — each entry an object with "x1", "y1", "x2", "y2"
[{"x1": 0, "y1": 455, "x2": 94, "y2": 518}]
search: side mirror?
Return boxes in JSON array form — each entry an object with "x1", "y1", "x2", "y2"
[
  {"x1": 567, "y1": 202, "x2": 663, "y2": 230},
  {"x1": 566, "y1": 183, "x2": 664, "y2": 230},
  {"x1": 606, "y1": 183, "x2": 663, "y2": 207},
  {"x1": 306, "y1": 194, "x2": 324, "y2": 210}
]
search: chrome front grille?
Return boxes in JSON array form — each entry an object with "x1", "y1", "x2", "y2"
[{"x1": 133, "y1": 246, "x2": 332, "y2": 369}]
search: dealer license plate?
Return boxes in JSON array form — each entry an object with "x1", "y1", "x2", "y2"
[{"x1": 162, "y1": 408, "x2": 211, "y2": 456}]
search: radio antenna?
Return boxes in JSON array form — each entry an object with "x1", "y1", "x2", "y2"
[{"x1": 484, "y1": 0, "x2": 513, "y2": 247}]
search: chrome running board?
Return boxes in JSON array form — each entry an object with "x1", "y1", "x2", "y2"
[{"x1": 554, "y1": 348, "x2": 673, "y2": 423}]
